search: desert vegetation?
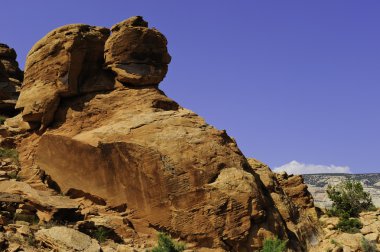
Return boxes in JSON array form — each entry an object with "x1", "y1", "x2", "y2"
[
  {"x1": 0, "y1": 115, "x2": 6, "y2": 125},
  {"x1": 327, "y1": 180, "x2": 375, "y2": 233},
  {"x1": 151, "y1": 233, "x2": 185, "y2": 252},
  {"x1": 261, "y1": 237, "x2": 287, "y2": 252}
]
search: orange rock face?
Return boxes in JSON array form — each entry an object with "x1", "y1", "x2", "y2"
[{"x1": 15, "y1": 16, "x2": 321, "y2": 251}]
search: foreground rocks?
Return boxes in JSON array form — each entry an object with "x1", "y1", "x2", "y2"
[
  {"x1": 35, "y1": 226, "x2": 101, "y2": 251},
  {"x1": 310, "y1": 210, "x2": 380, "y2": 251},
  {"x1": 0, "y1": 150, "x2": 153, "y2": 251},
  {"x1": 0, "y1": 16, "x2": 338, "y2": 251}
]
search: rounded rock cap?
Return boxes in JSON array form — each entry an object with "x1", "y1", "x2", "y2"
[{"x1": 105, "y1": 16, "x2": 171, "y2": 86}]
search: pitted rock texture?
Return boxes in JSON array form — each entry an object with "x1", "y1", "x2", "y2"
[
  {"x1": 15, "y1": 24, "x2": 114, "y2": 127},
  {"x1": 0, "y1": 44, "x2": 23, "y2": 115},
  {"x1": 104, "y1": 16, "x2": 171, "y2": 86}
]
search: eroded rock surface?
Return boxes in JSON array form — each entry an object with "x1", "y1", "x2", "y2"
[
  {"x1": 15, "y1": 24, "x2": 114, "y2": 127},
  {"x1": 32, "y1": 87, "x2": 292, "y2": 250}
]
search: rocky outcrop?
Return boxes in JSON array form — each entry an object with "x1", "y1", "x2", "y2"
[
  {"x1": 0, "y1": 44, "x2": 23, "y2": 81},
  {"x1": 0, "y1": 44, "x2": 23, "y2": 116},
  {"x1": 249, "y1": 159, "x2": 320, "y2": 250},
  {"x1": 15, "y1": 16, "x2": 171, "y2": 129},
  {"x1": 32, "y1": 86, "x2": 292, "y2": 251},
  {"x1": 7, "y1": 16, "x2": 325, "y2": 251}
]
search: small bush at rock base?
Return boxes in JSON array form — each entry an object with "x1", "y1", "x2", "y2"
[
  {"x1": 261, "y1": 237, "x2": 287, "y2": 252},
  {"x1": 0, "y1": 147, "x2": 19, "y2": 164},
  {"x1": 336, "y1": 217, "x2": 362, "y2": 233},
  {"x1": 361, "y1": 237, "x2": 377, "y2": 252},
  {"x1": 151, "y1": 232, "x2": 185, "y2": 252},
  {"x1": 92, "y1": 226, "x2": 111, "y2": 243},
  {"x1": 0, "y1": 115, "x2": 6, "y2": 125}
]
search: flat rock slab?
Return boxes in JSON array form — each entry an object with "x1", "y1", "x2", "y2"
[
  {"x1": 35, "y1": 226, "x2": 100, "y2": 252},
  {"x1": 0, "y1": 180, "x2": 79, "y2": 209}
]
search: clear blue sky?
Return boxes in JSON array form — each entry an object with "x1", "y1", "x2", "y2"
[{"x1": 1, "y1": 1, "x2": 379, "y2": 173}]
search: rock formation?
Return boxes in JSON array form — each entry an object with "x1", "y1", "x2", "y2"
[
  {"x1": 1, "y1": 16, "x2": 324, "y2": 251},
  {"x1": 15, "y1": 24, "x2": 114, "y2": 128},
  {"x1": 249, "y1": 159, "x2": 321, "y2": 249},
  {"x1": 0, "y1": 44, "x2": 23, "y2": 116}
]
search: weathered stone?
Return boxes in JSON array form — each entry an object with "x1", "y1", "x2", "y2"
[
  {"x1": 248, "y1": 158, "x2": 321, "y2": 249},
  {"x1": 13, "y1": 17, "x2": 327, "y2": 252},
  {"x1": 0, "y1": 44, "x2": 23, "y2": 81},
  {"x1": 0, "y1": 43, "x2": 17, "y2": 60},
  {"x1": 29, "y1": 86, "x2": 296, "y2": 250},
  {"x1": 104, "y1": 16, "x2": 171, "y2": 86},
  {"x1": 364, "y1": 232, "x2": 379, "y2": 243},
  {"x1": 0, "y1": 180, "x2": 81, "y2": 224},
  {"x1": 0, "y1": 44, "x2": 23, "y2": 115},
  {"x1": 15, "y1": 24, "x2": 114, "y2": 127},
  {"x1": 35, "y1": 226, "x2": 101, "y2": 251}
]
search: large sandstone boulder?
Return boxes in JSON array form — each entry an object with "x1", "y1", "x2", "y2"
[
  {"x1": 33, "y1": 87, "x2": 291, "y2": 250},
  {"x1": 104, "y1": 16, "x2": 171, "y2": 86},
  {"x1": 15, "y1": 24, "x2": 114, "y2": 127},
  {"x1": 15, "y1": 17, "x2": 319, "y2": 251}
]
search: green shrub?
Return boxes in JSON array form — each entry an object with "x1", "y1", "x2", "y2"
[
  {"x1": 336, "y1": 217, "x2": 362, "y2": 233},
  {"x1": 0, "y1": 115, "x2": 6, "y2": 125},
  {"x1": 7, "y1": 170, "x2": 20, "y2": 180},
  {"x1": 261, "y1": 237, "x2": 287, "y2": 252},
  {"x1": 151, "y1": 232, "x2": 185, "y2": 252},
  {"x1": 326, "y1": 180, "x2": 374, "y2": 217},
  {"x1": 360, "y1": 237, "x2": 377, "y2": 252},
  {"x1": 92, "y1": 226, "x2": 111, "y2": 243},
  {"x1": 0, "y1": 147, "x2": 19, "y2": 164}
]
